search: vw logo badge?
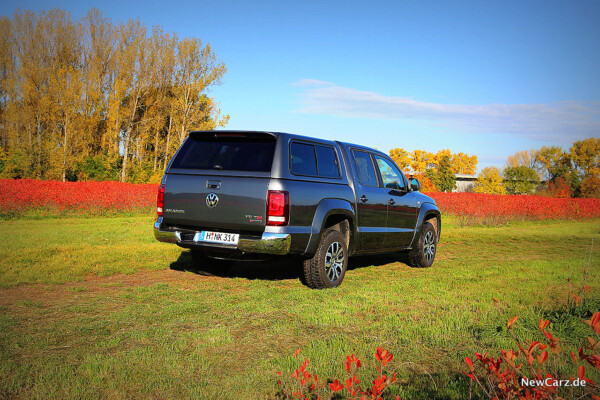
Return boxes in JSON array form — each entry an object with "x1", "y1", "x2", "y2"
[{"x1": 206, "y1": 193, "x2": 219, "y2": 208}]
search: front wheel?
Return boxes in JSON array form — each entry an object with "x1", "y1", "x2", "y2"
[
  {"x1": 303, "y1": 229, "x2": 348, "y2": 289},
  {"x1": 407, "y1": 222, "x2": 437, "y2": 268}
]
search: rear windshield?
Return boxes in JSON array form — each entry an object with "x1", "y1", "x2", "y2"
[{"x1": 170, "y1": 136, "x2": 276, "y2": 172}]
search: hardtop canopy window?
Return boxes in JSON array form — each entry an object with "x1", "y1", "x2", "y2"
[
  {"x1": 290, "y1": 141, "x2": 340, "y2": 178},
  {"x1": 171, "y1": 133, "x2": 276, "y2": 172},
  {"x1": 290, "y1": 142, "x2": 317, "y2": 176}
]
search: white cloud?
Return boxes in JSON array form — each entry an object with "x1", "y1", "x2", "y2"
[
  {"x1": 293, "y1": 81, "x2": 600, "y2": 142},
  {"x1": 292, "y1": 79, "x2": 335, "y2": 87}
]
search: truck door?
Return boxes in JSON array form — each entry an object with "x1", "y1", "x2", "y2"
[
  {"x1": 351, "y1": 150, "x2": 389, "y2": 251},
  {"x1": 373, "y1": 155, "x2": 418, "y2": 248}
]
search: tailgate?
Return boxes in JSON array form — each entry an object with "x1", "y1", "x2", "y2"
[{"x1": 163, "y1": 174, "x2": 269, "y2": 233}]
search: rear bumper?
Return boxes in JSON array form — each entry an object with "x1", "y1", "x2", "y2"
[{"x1": 153, "y1": 220, "x2": 291, "y2": 256}]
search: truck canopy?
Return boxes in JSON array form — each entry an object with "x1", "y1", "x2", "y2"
[{"x1": 162, "y1": 131, "x2": 278, "y2": 233}]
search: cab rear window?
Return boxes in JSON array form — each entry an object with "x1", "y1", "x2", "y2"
[
  {"x1": 352, "y1": 150, "x2": 378, "y2": 186},
  {"x1": 171, "y1": 135, "x2": 276, "y2": 172}
]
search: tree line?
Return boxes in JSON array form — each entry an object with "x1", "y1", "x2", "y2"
[
  {"x1": 389, "y1": 148, "x2": 478, "y2": 192},
  {"x1": 0, "y1": 8, "x2": 228, "y2": 183},
  {"x1": 388, "y1": 139, "x2": 599, "y2": 197},
  {"x1": 475, "y1": 138, "x2": 599, "y2": 197},
  {"x1": 1, "y1": 7, "x2": 596, "y2": 196},
  {"x1": 389, "y1": 148, "x2": 478, "y2": 175}
]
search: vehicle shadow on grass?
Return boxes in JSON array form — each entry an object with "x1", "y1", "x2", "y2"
[
  {"x1": 169, "y1": 250, "x2": 410, "y2": 282},
  {"x1": 169, "y1": 251, "x2": 302, "y2": 281},
  {"x1": 347, "y1": 252, "x2": 410, "y2": 271}
]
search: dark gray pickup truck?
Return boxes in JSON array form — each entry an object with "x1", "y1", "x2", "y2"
[{"x1": 154, "y1": 130, "x2": 440, "y2": 288}]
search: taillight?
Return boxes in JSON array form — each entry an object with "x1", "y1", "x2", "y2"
[
  {"x1": 157, "y1": 184, "x2": 165, "y2": 217},
  {"x1": 266, "y1": 190, "x2": 289, "y2": 226}
]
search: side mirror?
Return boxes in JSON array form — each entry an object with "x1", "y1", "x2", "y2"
[{"x1": 410, "y1": 178, "x2": 421, "y2": 191}]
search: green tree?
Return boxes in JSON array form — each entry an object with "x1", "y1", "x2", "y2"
[
  {"x1": 503, "y1": 166, "x2": 540, "y2": 195},
  {"x1": 474, "y1": 167, "x2": 506, "y2": 194},
  {"x1": 426, "y1": 155, "x2": 456, "y2": 192}
]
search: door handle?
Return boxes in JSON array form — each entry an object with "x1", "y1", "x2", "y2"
[
  {"x1": 206, "y1": 180, "x2": 221, "y2": 189},
  {"x1": 360, "y1": 195, "x2": 368, "y2": 203},
  {"x1": 388, "y1": 199, "x2": 396, "y2": 205}
]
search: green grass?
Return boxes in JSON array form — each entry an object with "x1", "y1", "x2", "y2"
[
  {"x1": 0, "y1": 215, "x2": 180, "y2": 287},
  {"x1": 0, "y1": 216, "x2": 599, "y2": 399}
]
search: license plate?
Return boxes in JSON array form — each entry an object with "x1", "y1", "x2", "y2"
[{"x1": 195, "y1": 231, "x2": 239, "y2": 245}]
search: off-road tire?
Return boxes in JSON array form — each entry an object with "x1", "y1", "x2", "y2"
[
  {"x1": 407, "y1": 222, "x2": 437, "y2": 268},
  {"x1": 303, "y1": 229, "x2": 348, "y2": 289},
  {"x1": 191, "y1": 249, "x2": 234, "y2": 276}
]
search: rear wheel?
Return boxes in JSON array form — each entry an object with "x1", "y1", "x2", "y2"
[
  {"x1": 303, "y1": 229, "x2": 348, "y2": 289},
  {"x1": 191, "y1": 249, "x2": 234, "y2": 276},
  {"x1": 407, "y1": 222, "x2": 437, "y2": 268}
]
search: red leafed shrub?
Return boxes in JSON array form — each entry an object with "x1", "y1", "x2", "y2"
[
  {"x1": 428, "y1": 192, "x2": 600, "y2": 225},
  {"x1": 414, "y1": 174, "x2": 437, "y2": 193},
  {"x1": 581, "y1": 175, "x2": 600, "y2": 199},
  {"x1": 0, "y1": 178, "x2": 158, "y2": 218},
  {"x1": 464, "y1": 313, "x2": 600, "y2": 399},
  {"x1": 3, "y1": 179, "x2": 600, "y2": 224},
  {"x1": 540, "y1": 177, "x2": 573, "y2": 198},
  {"x1": 276, "y1": 348, "x2": 401, "y2": 400}
]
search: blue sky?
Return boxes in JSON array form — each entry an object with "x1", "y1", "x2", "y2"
[{"x1": 2, "y1": 0, "x2": 599, "y2": 170}]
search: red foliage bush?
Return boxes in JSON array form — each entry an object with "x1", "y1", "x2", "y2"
[
  {"x1": 465, "y1": 313, "x2": 600, "y2": 399},
  {"x1": 412, "y1": 174, "x2": 437, "y2": 193},
  {"x1": 277, "y1": 348, "x2": 401, "y2": 400},
  {"x1": 581, "y1": 175, "x2": 600, "y2": 199},
  {"x1": 0, "y1": 178, "x2": 157, "y2": 217},
  {"x1": 536, "y1": 177, "x2": 573, "y2": 198},
  {"x1": 544, "y1": 177, "x2": 573, "y2": 198},
  {"x1": 428, "y1": 192, "x2": 600, "y2": 225},
  {"x1": 2, "y1": 179, "x2": 600, "y2": 224}
]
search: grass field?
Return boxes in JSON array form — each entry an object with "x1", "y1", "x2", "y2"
[{"x1": 1, "y1": 215, "x2": 599, "y2": 399}]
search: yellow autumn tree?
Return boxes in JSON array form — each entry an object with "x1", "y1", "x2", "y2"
[
  {"x1": 0, "y1": 8, "x2": 228, "y2": 182},
  {"x1": 410, "y1": 150, "x2": 435, "y2": 173},
  {"x1": 474, "y1": 167, "x2": 506, "y2": 194},
  {"x1": 506, "y1": 149, "x2": 543, "y2": 178},
  {"x1": 535, "y1": 146, "x2": 570, "y2": 181},
  {"x1": 425, "y1": 149, "x2": 478, "y2": 174},
  {"x1": 430, "y1": 149, "x2": 452, "y2": 169},
  {"x1": 570, "y1": 138, "x2": 600, "y2": 177},
  {"x1": 451, "y1": 152, "x2": 478, "y2": 175},
  {"x1": 507, "y1": 149, "x2": 537, "y2": 169},
  {"x1": 389, "y1": 148, "x2": 477, "y2": 175},
  {"x1": 389, "y1": 148, "x2": 411, "y2": 171}
]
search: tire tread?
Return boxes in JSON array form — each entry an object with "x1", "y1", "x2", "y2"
[
  {"x1": 407, "y1": 222, "x2": 436, "y2": 268},
  {"x1": 302, "y1": 230, "x2": 347, "y2": 289}
]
